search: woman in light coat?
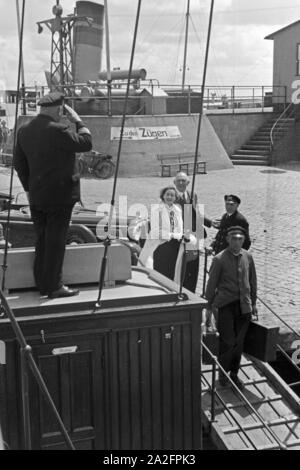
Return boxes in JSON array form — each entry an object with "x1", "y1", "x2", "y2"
[{"x1": 139, "y1": 186, "x2": 184, "y2": 282}]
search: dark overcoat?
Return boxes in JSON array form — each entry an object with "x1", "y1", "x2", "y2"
[
  {"x1": 212, "y1": 210, "x2": 251, "y2": 254},
  {"x1": 175, "y1": 190, "x2": 212, "y2": 235},
  {"x1": 14, "y1": 114, "x2": 92, "y2": 206}
]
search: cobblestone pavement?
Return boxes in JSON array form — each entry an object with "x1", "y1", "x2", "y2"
[{"x1": 2, "y1": 163, "x2": 300, "y2": 347}]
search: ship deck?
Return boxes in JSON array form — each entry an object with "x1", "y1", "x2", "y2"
[{"x1": 4, "y1": 267, "x2": 197, "y2": 319}]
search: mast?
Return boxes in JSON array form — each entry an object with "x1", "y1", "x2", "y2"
[
  {"x1": 104, "y1": 0, "x2": 112, "y2": 115},
  {"x1": 95, "y1": 0, "x2": 142, "y2": 308},
  {"x1": 190, "y1": 0, "x2": 214, "y2": 198},
  {"x1": 182, "y1": 0, "x2": 190, "y2": 90},
  {"x1": 16, "y1": 0, "x2": 26, "y2": 114},
  {"x1": 37, "y1": 1, "x2": 93, "y2": 91}
]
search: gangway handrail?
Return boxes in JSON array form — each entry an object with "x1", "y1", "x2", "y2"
[
  {"x1": 201, "y1": 340, "x2": 287, "y2": 450},
  {"x1": 270, "y1": 102, "x2": 294, "y2": 152},
  {"x1": 257, "y1": 295, "x2": 300, "y2": 340}
]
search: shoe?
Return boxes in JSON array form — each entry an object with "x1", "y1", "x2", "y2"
[
  {"x1": 48, "y1": 285, "x2": 80, "y2": 299},
  {"x1": 218, "y1": 372, "x2": 230, "y2": 387},
  {"x1": 230, "y1": 373, "x2": 244, "y2": 391}
]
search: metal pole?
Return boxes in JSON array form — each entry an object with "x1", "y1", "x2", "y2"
[
  {"x1": 188, "y1": 85, "x2": 191, "y2": 115},
  {"x1": 94, "y1": 0, "x2": 142, "y2": 308},
  {"x1": 59, "y1": 25, "x2": 65, "y2": 88},
  {"x1": 199, "y1": 324, "x2": 203, "y2": 450},
  {"x1": 210, "y1": 358, "x2": 217, "y2": 426},
  {"x1": 104, "y1": 0, "x2": 112, "y2": 116},
  {"x1": 2, "y1": 0, "x2": 26, "y2": 291},
  {"x1": 202, "y1": 248, "x2": 208, "y2": 297},
  {"x1": 178, "y1": 0, "x2": 214, "y2": 300},
  {"x1": 20, "y1": 348, "x2": 31, "y2": 449},
  {"x1": 16, "y1": 0, "x2": 25, "y2": 86},
  {"x1": 182, "y1": 0, "x2": 190, "y2": 90},
  {"x1": 16, "y1": 0, "x2": 26, "y2": 115},
  {"x1": 190, "y1": 0, "x2": 214, "y2": 199}
]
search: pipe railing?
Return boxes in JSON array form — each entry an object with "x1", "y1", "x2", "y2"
[
  {"x1": 7, "y1": 84, "x2": 287, "y2": 118},
  {"x1": 201, "y1": 340, "x2": 287, "y2": 450},
  {"x1": 269, "y1": 102, "x2": 294, "y2": 158},
  {"x1": 202, "y1": 250, "x2": 300, "y2": 389}
]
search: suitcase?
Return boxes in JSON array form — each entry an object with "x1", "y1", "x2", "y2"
[
  {"x1": 202, "y1": 330, "x2": 220, "y2": 365},
  {"x1": 243, "y1": 318, "x2": 279, "y2": 363}
]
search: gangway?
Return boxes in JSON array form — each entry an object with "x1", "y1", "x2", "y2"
[
  {"x1": 201, "y1": 351, "x2": 300, "y2": 450},
  {"x1": 201, "y1": 250, "x2": 300, "y2": 450}
]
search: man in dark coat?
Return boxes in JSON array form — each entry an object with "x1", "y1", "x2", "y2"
[
  {"x1": 211, "y1": 194, "x2": 251, "y2": 255},
  {"x1": 14, "y1": 92, "x2": 92, "y2": 298},
  {"x1": 174, "y1": 172, "x2": 218, "y2": 293}
]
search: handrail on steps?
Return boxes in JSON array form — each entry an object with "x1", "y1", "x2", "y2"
[{"x1": 269, "y1": 102, "x2": 294, "y2": 153}]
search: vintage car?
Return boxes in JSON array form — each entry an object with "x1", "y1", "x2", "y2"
[{"x1": 0, "y1": 192, "x2": 145, "y2": 265}]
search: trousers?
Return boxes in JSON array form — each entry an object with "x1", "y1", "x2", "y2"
[
  {"x1": 217, "y1": 300, "x2": 251, "y2": 375},
  {"x1": 183, "y1": 255, "x2": 199, "y2": 293},
  {"x1": 30, "y1": 204, "x2": 74, "y2": 294}
]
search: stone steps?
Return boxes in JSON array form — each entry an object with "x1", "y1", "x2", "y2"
[{"x1": 230, "y1": 114, "x2": 294, "y2": 166}]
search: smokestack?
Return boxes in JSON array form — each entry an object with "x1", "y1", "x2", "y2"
[{"x1": 74, "y1": 1, "x2": 104, "y2": 83}]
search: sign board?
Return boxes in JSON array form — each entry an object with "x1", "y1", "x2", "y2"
[
  {"x1": 111, "y1": 126, "x2": 182, "y2": 141},
  {"x1": 52, "y1": 346, "x2": 78, "y2": 356}
]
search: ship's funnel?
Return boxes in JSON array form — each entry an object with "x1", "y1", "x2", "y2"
[
  {"x1": 74, "y1": 1, "x2": 104, "y2": 83},
  {"x1": 98, "y1": 69, "x2": 147, "y2": 82}
]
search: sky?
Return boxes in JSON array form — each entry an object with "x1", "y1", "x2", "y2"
[{"x1": 1, "y1": 0, "x2": 300, "y2": 91}]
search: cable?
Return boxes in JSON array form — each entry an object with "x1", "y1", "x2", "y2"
[
  {"x1": 1, "y1": 0, "x2": 26, "y2": 291},
  {"x1": 171, "y1": 17, "x2": 186, "y2": 84},
  {"x1": 0, "y1": 0, "x2": 75, "y2": 451},
  {"x1": 178, "y1": 0, "x2": 215, "y2": 300},
  {"x1": 94, "y1": 0, "x2": 142, "y2": 309}
]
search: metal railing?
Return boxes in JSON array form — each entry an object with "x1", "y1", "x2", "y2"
[
  {"x1": 2, "y1": 84, "x2": 288, "y2": 119},
  {"x1": 257, "y1": 296, "x2": 300, "y2": 390},
  {"x1": 202, "y1": 249, "x2": 300, "y2": 391},
  {"x1": 269, "y1": 102, "x2": 295, "y2": 162},
  {"x1": 201, "y1": 340, "x2": 288, "y2": 450}
]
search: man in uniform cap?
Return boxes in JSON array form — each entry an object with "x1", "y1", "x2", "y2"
[
  {"x1": 14, "y1": 91, "x2": 92, "y2": 298},
  {"x1": 210, "y1": 194, "x2": 251, "y2": 254},
  {"x1": 205, "y1": 225, "x2": 257, "y2": 390}
]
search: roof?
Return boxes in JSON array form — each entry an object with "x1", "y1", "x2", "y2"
[
  {"x1": 137, "y1": 87, "x2": 168, "y2": 97},
  {"x1": 265, "y1": 20, "x2": 300, "y2": 40}
]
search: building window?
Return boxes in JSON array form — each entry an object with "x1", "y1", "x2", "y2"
[{"x1": 297, "y1": 44, "x2": 300, "y2": 75}]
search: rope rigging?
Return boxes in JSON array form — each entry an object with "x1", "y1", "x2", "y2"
[
  {"x1": 94, "y1": 0, "x2": 143, "y2": 309},
  {"x1": 1, "y1": 0, "x2": 26, "y2": 291},
  {"x1": 177, "y1": 0, "x2": 215, "y2": 300},
  {"x1": 0, "y1": 0, "x2": 75, "y2": 450}
]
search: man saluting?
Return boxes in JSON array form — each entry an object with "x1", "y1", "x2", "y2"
[{"x1": 14, "y1": 92, "x2": 92, "y2": 298}]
